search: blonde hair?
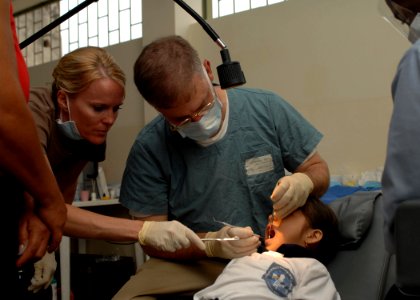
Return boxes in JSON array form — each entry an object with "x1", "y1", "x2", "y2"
[{"x1": 52, "y1": 46, "x2": 125, "y2": 98}]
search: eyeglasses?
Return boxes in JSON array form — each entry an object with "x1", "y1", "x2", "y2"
[{"x1": 169, "y1": 85, "x2": 217, "y2": 131}]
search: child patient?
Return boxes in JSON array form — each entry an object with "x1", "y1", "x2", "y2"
[{"x1": 194, "y1": 197, "x2": 341, "y2": 300}]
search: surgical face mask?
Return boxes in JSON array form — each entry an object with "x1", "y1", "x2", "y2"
[
  {"x1": 177, "y1": 94, "x2": 223, "y2": 141},
  {"x1": 56, "y1": 96, "x2": 83, "y2": 140},
  {"x1": 408, "y1": 13, "x2": 420, "y2": 43}
]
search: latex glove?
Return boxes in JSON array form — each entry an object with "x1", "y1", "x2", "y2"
[
  {"x1": 138, "y1": 220, "x2": 205, "y2": 252},
  {"x1": 28, "y1": 251, "x2": 57, "y2": 293},
  {"x1": 204, "y1": 225, "x2": 260, "y2": 259},
  {"x1": 271, "y1": 173, "x2": 314, "y2": 219}
]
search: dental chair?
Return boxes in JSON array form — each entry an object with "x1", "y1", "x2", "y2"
[{"x1": 326, "y1": 191, "x2": 395, "y2": 300}]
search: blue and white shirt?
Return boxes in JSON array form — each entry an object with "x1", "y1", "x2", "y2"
[{"x1": 194, "y1": 251, "x2": 340, "y2": 300}]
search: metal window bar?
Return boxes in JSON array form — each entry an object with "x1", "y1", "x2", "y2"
[
  {"x1": 213, "y1": 0, "x2": 286, "y2": 18},
  {"x1": 14, "y1": 0, "x2": 142, "y2": 67}
]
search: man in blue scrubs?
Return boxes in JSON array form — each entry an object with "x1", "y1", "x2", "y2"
[{"x1": 114, "y1": 35, "x2": 330, "y2": 299}]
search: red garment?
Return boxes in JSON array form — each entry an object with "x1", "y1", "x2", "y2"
[{"x1": 10, "y1": 3, "x2": 29, "y2": 101}]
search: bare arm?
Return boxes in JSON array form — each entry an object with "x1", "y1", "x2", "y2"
[
  {"x1": 64, "y1": 204, "x2": 144, "y2": 241},
  {"x1": 0, "y1": 1, "x2": 66, "y2": 252},
  {"x1": 17, "y1": 193, "x2": 50, "y2": 267},
  {"x1": 17, "y1": 154, "x2": 75, "y2": 266},
  {"x1": 295, "y1": 151, "x2": 330, "y2": 197}
]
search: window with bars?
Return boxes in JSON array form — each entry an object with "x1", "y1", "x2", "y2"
[
  {"x1": 15, "y1": 0, "x2": 285, "y2": 67},
  {"x1": 212, "y1": 0, "x2": 286, "y2": 18},
  {"x1": 15, "y1": 0, "x2": 142, "y2": 67}
]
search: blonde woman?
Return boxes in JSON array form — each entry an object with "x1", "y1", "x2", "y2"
[{"x1": 19, "y1": 47, "x2": 204, "y2": 298}]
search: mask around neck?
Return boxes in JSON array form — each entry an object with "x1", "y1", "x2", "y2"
[
  {"x1": 56, "y1": 119, "x2": 83, "y2": 140},
  {"x1": 56, "y1": 96, "x2": 83, "y2": 140}
]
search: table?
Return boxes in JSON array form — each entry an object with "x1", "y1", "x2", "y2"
[{"x1": 59, "y1": 199, "x2": 134, "y2": 300}]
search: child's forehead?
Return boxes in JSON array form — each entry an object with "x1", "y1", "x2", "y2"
[
  {"x1": 287, "y1": 208, "x2": 305, "y2": 219},
  {"x1": 278, "y1": 209, "x2": 310, "y2": 230}
]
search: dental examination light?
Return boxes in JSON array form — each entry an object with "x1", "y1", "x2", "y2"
[
  {"x1": 173, "y1": 0, "x2": 246, "y2": 89},
  {"x1": 18, "y1": 0, "x2": 245, "y2": 89}
]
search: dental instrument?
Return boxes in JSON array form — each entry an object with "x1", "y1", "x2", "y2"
[{"x1": 201, "y1": 237, "x2": 240, "y2": 241}]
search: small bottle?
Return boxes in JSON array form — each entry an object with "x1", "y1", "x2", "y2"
[{"x1": 101, "y1": 193, "x2": 110, "y2": 200}]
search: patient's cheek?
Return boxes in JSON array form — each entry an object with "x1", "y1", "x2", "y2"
[{"x1": 264, "y1": 240, "x2": 278, "y2": 251}]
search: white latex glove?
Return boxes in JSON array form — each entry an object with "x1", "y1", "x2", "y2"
[
  {"x1": 270, "y1": 173, "x2": 314, "y2": 219},
  {"x1": 138, "y1": 220, "x2": 205, "y2": 252},
  {"x1": 204, "y1": 225, "x2": 260, "y2": 259},
  {"x1": 28, "y1": 251, "x2": 57, "y2": 293}
]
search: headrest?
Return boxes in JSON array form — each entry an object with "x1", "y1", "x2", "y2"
[{"x1": 328, "y1": 191, "x2": 381, "y2": 249}]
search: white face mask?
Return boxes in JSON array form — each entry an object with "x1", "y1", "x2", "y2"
[
  {"x1": 56, "y1": 96, "x2": 83, "y2": 140},
  {"x1": 177, "y1": 95, "x2": 223, "y2": 141},
  {"x1": 408, "y1": 13, "x2": 420, "y2": 43}
]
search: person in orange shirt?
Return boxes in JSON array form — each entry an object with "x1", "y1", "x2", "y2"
[{"x1": 0, "y1": 0, "x2": 67, "y2": 293}]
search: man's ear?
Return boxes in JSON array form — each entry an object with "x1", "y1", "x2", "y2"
[
  {"x1": 203, "y1": 59, "x2": 215, "y2": 82},
  {"x1": 305, "y1": 229, "x2": 323, "y2": 247}
]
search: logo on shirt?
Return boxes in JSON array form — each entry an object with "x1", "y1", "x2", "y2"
[{"x1": 262, "y1": 262, "x2": 296, "y2": 297}]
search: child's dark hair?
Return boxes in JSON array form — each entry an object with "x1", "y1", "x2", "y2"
[{"x1": 301, "y1": 196, "x2": 340, "y2": 265}]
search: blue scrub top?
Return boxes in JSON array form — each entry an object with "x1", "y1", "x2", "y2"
[{"x1": 120, "y1": 88, "x2": 322, "y2": 236}]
